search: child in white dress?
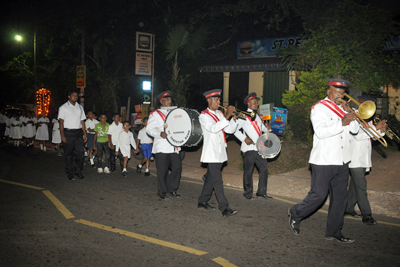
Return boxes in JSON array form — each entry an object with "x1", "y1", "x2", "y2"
[
  {"x1": 52, "y1": 114, "x2": 62, "y2": 156},
  {"x1": 11, "y1": 113, "x2": 23, "y2": 147},
  {"x1": 36, "y1": 113, "x2": 49, "y2": 151},
  {"x1": 23, "y1": 111, "x2": 36, "y2": 147}
]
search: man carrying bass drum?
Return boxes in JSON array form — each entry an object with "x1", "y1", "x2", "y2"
[
  {"x1": 233, "y1": 92, "x2": 273, "y2": 200},
  {"x1": 146, "y1": 91, "x2": 182, "y2": 200}
]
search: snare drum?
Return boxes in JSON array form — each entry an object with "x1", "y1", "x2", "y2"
[
  {"x1": 164, "y1": 108, "x2": 203, "y2": 147},
  {"x1": 256, "y1": 133, "x2": 281, "y2": 159}
]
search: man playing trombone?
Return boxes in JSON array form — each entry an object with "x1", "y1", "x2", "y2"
[
  {"x1": 345, "y1": 96, "x2": 387, "y2": 225},
  {"x1": 233, "y1": 92, "x2": 273, "y2": 200},
  {"x1": 288, "y1": 78, "x2": 359, "y2": 243}
]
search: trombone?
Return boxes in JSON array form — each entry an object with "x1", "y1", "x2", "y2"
[
  {"x1": 374, "y1": 117, "x2": 400, "y2": 143},
  {"x1": 219, "y1": 105, "x2": 256, "y2": 120},
  {"x1": 339, "y1": 93, "x2": 387, "y2": 147}
]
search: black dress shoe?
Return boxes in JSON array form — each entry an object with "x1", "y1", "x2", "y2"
[
  {"x1": 288, "y1": 208, "x2": 300, "y2": 235},
  {"x1": 157, "y1": 193, "x2": 169, "y2": 200},
  {"x1": 122, "y1": 171, "x2": 128, "y2": 177},
  {"x1": 362, "y1": 215, "x2": 377, "y2": 225},
  {"x1": 222, "y1": 208, "x2": 237, "y2": 217},
  {"x1": 345, "y1": 211, "x2": 362, "y2": 218},
  {"x1": 137, "y1": 165, "x2": 142, "y2": 174},
  {"x1": 144, "y1": 171, "x2": 150, "y2": 176},
  {"x1": 67, "y1": 174, "x2": 75, "y2": 180},
  {"x1": 197, "y1": 202, "x2": 216, "y2": 211},
  {"x1": 256, "y1": 193, "x2": 273, "y2": 199},
  {"x1": 169, "y1": 192, "x2": 181, "y2": 198},
  {"x1": 243, "y1": 194, "x2": 254, "y2": 200},
  {"x1": 91, "y1": 163, "x2": 96, "y2": 169},
  {"x1": 325, "y1": 235, "x2": 355, "y2": 243},
  {"x1": 74, "y1": 172, "x2": 85, "y2": 179}
]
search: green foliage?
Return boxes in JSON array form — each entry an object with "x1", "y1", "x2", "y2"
[
  {"x1": 165, "y1": 25, "x2": 208, "y2": 107},
  {"x1": 280, "y1": 0, "x2": 400, "y2": 92},
  {"x1": 280, "y1": 0, "x2": 400, "y2": 144},
  {"x1": 282, "y1": 71, "x2": 327, "y2": 144}
]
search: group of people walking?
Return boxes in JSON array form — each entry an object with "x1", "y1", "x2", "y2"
[
  {"x1": 0, "y1": 110, "x2": 61, "y2": 155},
  {"x1": 1, "y1": 80, "x2": 383, "y2": 244}
]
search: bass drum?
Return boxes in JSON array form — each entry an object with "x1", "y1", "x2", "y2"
[
  {"x1": 256, "y1": 133, "x2": 281, "y2": 159},
  {"x1": 164, "y1": 108, "x2": 203, "y2": 147}
]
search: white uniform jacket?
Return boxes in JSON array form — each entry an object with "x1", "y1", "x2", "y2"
[
  {"x1": 199, "y1": 108, "x2": 238, "y2": 163},
  {"x1": 349, "y1": 120, "x2": 384, "y2": 169},
  {"x1": 146, "y1": 109, "x2": 181, "y2": 154},
  {"x1": 309, "y1": 97, "x2": 359, "y2": 165},
  {"x1": 234, "y1": 109, "x2": 269, "y2": 153}
]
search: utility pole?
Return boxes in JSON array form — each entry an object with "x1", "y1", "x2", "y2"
[{"x1": 80, "y1": 26, "x2": 85, "y2": 109}]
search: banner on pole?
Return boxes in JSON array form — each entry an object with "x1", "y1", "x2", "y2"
[
  {"x1": 135, "y1": 52, "x2": 152, "y2": 76},
  {"x1": 76, "y1": 65, "x2": 86, "y2": 88}
]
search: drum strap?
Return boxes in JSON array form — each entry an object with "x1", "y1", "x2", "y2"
[
  {"x1": 203, "y1": 109, "x2": 226, "y2": 144},
  {"x1": 155, "y1": 109, "x2": 179, "y2": 153},
  {"x1": 246, "y1": 115, "x2": 262, "y2": 137}
]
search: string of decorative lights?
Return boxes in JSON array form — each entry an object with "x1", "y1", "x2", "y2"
[{"x1": 36, "y1": 88, "x2": 51, "y2": 116}]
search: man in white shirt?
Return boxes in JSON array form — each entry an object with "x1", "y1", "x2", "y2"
[
  {"x1": 345, "y1": 96, "x2": 387, "y2": 225},
  {"x1": 146, "y1": 91, "x2": 182, "y2": 199},
  {"x1": 198, "y1": 89, "x2": 239, "y2": 217},
  {"x1": 58, "y1": 90, "x2": 87, "y2": 180},
  {"x1": 234, "y1": 92, "x2": 272, "y2": 200},
  {"x1": 288, "y1": 79, "x2": 359, "y2": 243}
]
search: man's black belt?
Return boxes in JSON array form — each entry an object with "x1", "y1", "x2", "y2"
[{"x1": 64, "y1": 128, "x2": 82, "y2": 131}]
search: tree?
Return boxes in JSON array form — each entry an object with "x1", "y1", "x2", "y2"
[
  {"x1": 165, "y1": 25, "x2": 208, "y2": 107},
  {"x1": 280, "y1": 0, "x2": 400, "y2": 142}
]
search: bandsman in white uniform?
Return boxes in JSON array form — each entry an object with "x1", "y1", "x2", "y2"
[
  {"x1": 288, "y1": 79, "x2": 359, "y2": 243},
  {"x1": 234, "y1": 92, "x2": 273, "y2": 200},
  {"x1": 198, "y1": 89, "x2": 239, "y2": 217},
  {"x1": 146, "y1": 91, "x2": 182, "y2": 199},
  {"x1": 345, "y1": 96, "x2": 386, "y2": 225}
]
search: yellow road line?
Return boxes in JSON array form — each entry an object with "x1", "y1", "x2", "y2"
[
  {"x1": 0, "y1": 179, "x2": 45, "y2": 190},
  {"x1": 212, "y1": 257, "x2": 238, "y2": 267},
  {"x1": 75, "y1": 219, "x2": 208, "y2": 256},
  {"x1": 42, "y1": 190, "x2": 75, "y2": 219}
]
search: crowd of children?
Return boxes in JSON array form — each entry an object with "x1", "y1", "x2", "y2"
[{"x1": 0, "y1": 108, "x2": 153, "y2": 177}]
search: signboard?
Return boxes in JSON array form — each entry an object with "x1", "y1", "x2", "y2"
[
  {"x1": 270, "y1": 107, "x2": 288, "y2": 136},
  {"x1": 76, "y1": 65, "x2": 86, "y2": 88},
  {"x1": 237, "y1": 36, "x2": 304, "y2": 59},
  {"x1": 135, "y1": 104, "x2": 142, "y2": 113},
  {"x1": 120, "y1": 106, "x2": 126, "y2": 122},
  {"x1": 259, "y1": 104, "x2": 272, "y2": 121},
  {"x1": 135, "y1": 52, "x2": 152, "y2": 75},
  {"x1": 136, "y1": 32, "x2": 153, "y2": 52},
  {"x1": 142, "y1": 103, "x2": 150, "y2": 118}
]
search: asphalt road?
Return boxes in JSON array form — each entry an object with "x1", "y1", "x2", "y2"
[{"x1": 1, "y1": 144, "x2": 400, "y2": 267}]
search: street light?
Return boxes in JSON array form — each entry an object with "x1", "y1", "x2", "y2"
[{"x1": 15, "y1": 30, "x2": 37, "y2": 90}]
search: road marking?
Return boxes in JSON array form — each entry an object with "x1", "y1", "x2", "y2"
[
  {"x1": 75, "y1": 219, "x2": 208, "y2": 255},
  {"x1": 42, "y1": 190, "x2": 75, "y2": 219},
  {"x1": 212, "y1": 257, "x2": 238, "y2": 267},
  {"x1": 0, "y1": 179, "x2": 44, "y2": 190}
]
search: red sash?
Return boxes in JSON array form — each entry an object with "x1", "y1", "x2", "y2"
[
  {"x1": 155, "y1": 109, "x2": 178, "y2": 151},
  {"x1": 246, "y1": 115, "x2": 262, "y2": 137},
  {"x1": 202, "y1": 109, "x2": 226, "y2": 143},
  {"x1": 319, "y1": 100, "x2": 346, "y2": 119},
  {"x1": 155, "y1": 110, "x2": 166, "y2": 121}
]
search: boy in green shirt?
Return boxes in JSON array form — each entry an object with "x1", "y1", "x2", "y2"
[{"x1": 94, "y1": 113, "x2": 110, "y2": 173}]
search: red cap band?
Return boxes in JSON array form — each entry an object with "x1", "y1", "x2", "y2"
[
  {"x1": 205, "y1": 92, "x2": 220, "y2": 98},
  {"x1": 328, "y1": 81, "x2": 347, "y2": 87},
  {"x1": 159, "y1": 92, "x2": 169, "y2": 99},
  {"x1": 246, "y1": 95, "x2": 256, "y2": 103}
]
